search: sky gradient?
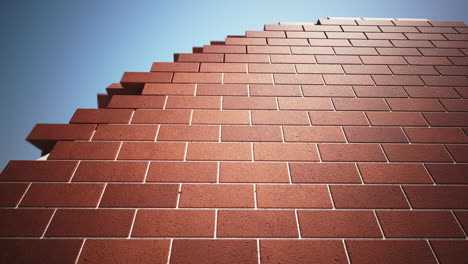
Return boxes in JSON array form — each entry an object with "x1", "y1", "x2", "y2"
[{"x1": 1, "y1": 0, "x2": 467, "y2": 170}]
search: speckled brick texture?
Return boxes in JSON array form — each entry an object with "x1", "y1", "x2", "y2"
[{"x1": 1, "y1": 17, "x2": 468, "y2": 263}]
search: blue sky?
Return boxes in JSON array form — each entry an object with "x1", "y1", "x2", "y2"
[{"x1": 1, "y1": 0, "x2": 467, "y2": 170}]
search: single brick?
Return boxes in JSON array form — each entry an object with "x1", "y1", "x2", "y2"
[
  {"x1": 267, "y1": 38, "x2": 309, "y2": 46},
  {"x1": 252, "y1": 110, "x2": 310, "y2": 125},
  {"x1": 271, "y1": 55, "x2": 317, "y2": 64},
  {"x1": 426, "y1": 164, "x2": 468, "y2": 184},
  {"x1": 93, "y1": 124, "x2": 157, "y2": 141},
  {"x1": 0, "y1": 160, "x2": 78, "y2": 182},
  {"x1": 295, "y1": 64, "x2": 344, "y2": 74},
  {"x1": 48, "y1": 141, "x2": 121, "y2": 160},
  {"x1": 324, "y1": 74, "x2": 374, "y2": 85},
  {"x1": 27, "y1": 124, "x2": 96, "y2": 151},
  {"x1": 254, "y1": 143, "x2": 319, "y2": 161},
  {"x1": 365, "y1": 32, "x2": 406, "y2": 39},
  {"x1": 225, "y1": 54, "x2": 269, "y2": 63},
  {"x1": 99, "y1": 184, "x2": 178, "y2": 208},
  {"x1": 171, "y1": 239, "x2": 257, "y2": 264},
  {"x1": 372, "y1": 75, "x2": 424, "y2": 86},
  {"x1": 334, "y1": 47, "x2": 378, "y2": 55},
  {"x1": 366, "y1": 112, "x2": 427, "y2": 126},
  {"x1": 360, "y1": 55, "x2": 407, "y2": 65},
  {"x1": 70, "y1": 109, "x2": 134, "y2": 124},
  {"x1": 222, "y1": 125, "x2": 282, "y2": 142},
  {"x1": 224, "y1": 73, "x2": 273, "y2": 84},
  {"x1": 131, "y1": 109, "x2": 191, "y2": 124},
  {"x1": 358, "y1": 163, "x2": 432, "y2": 184},
  {"x1": 147, "y1": 162, "x2": 217, "y2": 183},
  {"x1": 319, "y1": 144, "x2": 386, "y2": 162},
  {"x1": 433, "y1": 40, "x2": 468, "y2": 48},
  {"x1": 179, "y1": 184, "x2": 254, "y2": 208},
  {"x1": 423, "y1": 112, "x2": 468, "y2": 126},
  {"x1": 405, "y1": 87, "x2": 460, "y2": 98},
  {"x1": 376, "y1": 210, "x2": 465, "y2": 238},
  {"x1": 219, "y1": 162, "x2": 289, "y2": 183},
  {"x1": 446, "y1": 144, "x2": 468, "y2": 162},
  {"x1": 389, "y1": 65, "x2": 439, "y2": 75},
  {"x1": 278, "y1": 97, "x2": 333, "y2": 110},
  {"x1": 331, "y1": 185, "x2": 410, "y2": 209},
  {"x1": 326, "y1": 32, "x2": 367, "y2": 39},
  {"x1": 436, "y1": 65, "x2": 468, "y2": 75},
  {"x1": 248, "y1": 63, "x2": 295, "y2": 73},
  {"x1": 247, "y1": 46, "x2": 290, "y2": 54},
  {"x1": 319, "y1": 19, "x2": 357, "y2": 26},
  {"x1": 226, "y1": 37, "x2": 266, "y2": 45},
  {"x1": 380, "y1": 26, "x2": 419, "y2": 33},
  {"x1": 200, "y1": 63, "x2": 247, "y2": 73},
  {"x1": 187, "y1": 142, "x2": 252, "y2": 161},
  {"x1": 422, "y1": 76, "x2": 468, "y2": 86},
  {"x1": 217, "y1": 210, "x2": 298, "y2": 237},
  {"x1": 176, "y1": 53, "x2": 224, "y2": 62},
  {"x1": 73, "y1": 161, "x2": 147, "y2": 182},
  {"x1": 332, "y1": 98, "x2": 389, "y2": 110},
  {"x1": 223, "y1": 96, "x2": 277, "y2": 110},
  {"x1": 404, "y1": 186, "x2": 468, "y2": 209},
  {"x1": 382, "y1": 144, "x2": 452, "y2": 162},
  {"x1": 430, "y1": 240, "x2": 468, "y2": 264},
  {"x1": 377, "y1": 47, "x2": 421, "y2": 55},
  {"x1": 151, "y1": 62, "x2": 199, "y2": 72},
  {"x1": 419, "y1": 48, "x2": 464, "y2": 56},
  {"x1": 0, "y1": 209, "x2": 54, "y2": 236},
  {"x1": 274, "y1": 74, "x2": 323, "y2": 85},
  {"x1": 283, "y1": 126, "x2": 346, "y2": 142},
  {"x1": 107, "y1": 95, "x2": 166, "y2": 109},
  {"x1": 166, "y1": 96, "x2": 221, "y2": 109},
  {"x1": 290, "y1": 46, "x2": 334, "y2": 54},
  {"x1": 192, "y1": 110, "x2": 250, "y2": 125},
  {"x1": 405, "y1": 56, "x2": 452, "y2": 65},
  {"x1": 203, "y1": 45, "x2": 246, "y2": 54},
  {"x1": 304, "y1": 25, "x2": 342, "y2": 32},
  {"x1": 404, "y1": 127, "x2": 468, "y2": 143},
  {"x1": 342, "y1": 25, "x2": 381, "y2": 32},
  {"x1": 343, "y1": 65, "x2": 391, "y2": 74},
  {"x1": 290, "y1": 163, "x2": 361, "y2": 183},
  {"x1": 142, "y1": 83, "x2": 195, "y2": 95},
  {"x1": 257, "y1": 185, "x2": 332, "y2": 208},
  {"x1": 120, "y1": 72, "x2": 172, "y2": 87},
  {"x1": 440, "y1": 99, "x2": 468, "y2": 111},
  {"x1": 419, "y1": 26, "x2": 458, "y2": 33},
  {"x1": 118, "y1": 142, "x2": 185, "y2": 160},
  {"x1": 386, "y1": 98, "x2": 444, "y2": 111},
  {"x1": 308, "y1": 39, "x2": 351, "y2": 46},
  {"x1": 157, "y1": 125, "x2": 219, "y2": 141},
  {"x1": 392, "y1": 40, "x2": 434, "y2": 47},
  {"x1": 173, "y1": 73, "x2": 222, "y2": 83},
  {"x1": 197, "y1": 84, "x2": 248, "y2": 96},
  {"x1": 393, "y1": 20, "x2": 431, "y2": 26},
  {"x1": 250, "y1": 85, "x2": 302, "y2": 97},
  {"x1": 344, "y1": 127, "x2": 408, "y2": 143},
  {"x1": 20, "y1": 183, "x2": 104, "y2": 207},
  {"x1": 302, "y1": 85, "x2": 355, "y2": 97},
  {"x1": 286, "y1": 31, "x2": 327, "y2": 38},
  {"x1": 132, "y1": 209, "x2": 215, "y2": 237},
  {"x1": 0, "y1": 183, "x2": 29, "y2": 206},
  {"x1": 298, "y1": 210, "x2": 382, "y2": 238},
  {"x1": 246, "y1": 30, "x2": 286, "y2": 37},
  {"x1": 353, "y1": 86, "x2": 407, "y2": 97},
  {"x1": 309, "y1": 111, "x2": 369, "y2": 126},
  {"x1": 454, "y1": 211, "x2": 468, "y2": 233}
]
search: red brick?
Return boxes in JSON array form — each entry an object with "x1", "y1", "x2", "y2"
[
  {"x1": 456, "y1": 87, "x2": 468, "y2": 98},
  {"x1": 377, "y1": 47, "x2": 421, "y2": 55},
  {"x1": 217, "y1": 210, "x2": 297, "y2": 237},
  {"x1": 298, "y1": 210, "x2": 382, "y2": 238},
  {"x1": 405, "y1": 33, "x2": 446, "y2": 40},
  {"x1": 27, "y1": 124, "x2": 96, "y2": 151},
  {"x1": 78, "y1": 239, "x2": 170, "y2": 264},
  {"x1": 200, "y1": 63, "x2": 247, "y2": 73},
  {"x1": 324, "y1": 74, "x2": 374, "y2": 85},
  {"x1": 366, "y1": 112, "x2": 427, "y2": 126},
  {"x1": 246, "y1": 30, "x2": 286, "y2": 37},
  {"x1": 147, "y1": 162, "x2": 217, "y2": 183},
  {"x1": 331, "y1": 185, "x2": 409, "y2": 209},
  {"x1": 192, "y1": 110, "x2": 250, "y2": 125},
  {"x1": 302, "y1": 85, "x2": 354, "y2": 97},
  {"x1": 176, "y1": 53, "x2": 223, "y2": 62},
  {"x1": 254, "y1": 143, "x2": 319, "y2": 161},
  {"x1": 20, "y1": 183, "x2": 104, "y2": 207},
  {"x1": 296, "y1": 64, "x2": 343, "y2": 74},
  {"x1": 226, "y1": 37, "x2": 266, "y2": 45},
  {"x1": 372, "y1": 75, "x2": 424, "y2": 85},
  {"x1": 382, "y1": 144, "x2": 452, "y2": 162},
  {"x1": 151, "y1": 62, "x2": 199, "y2": 72},
  {"x1": 308, "y1": 39, "x2": 351, "y2": 46},
  {"x1": 430, "y1": 240, "x2": 468, "y2": 264},
  {"x1": 304, "y1": 25, "x2": 342, "y2": 31},
  {"x1": 132, "y1": 209, "x2": 215, "y2": 237},
  {"x1": 422, "y1": 76, "x2": 468, "y2": 86},
  {"x1": 334, "y1": 47, "x2": 378, "y2": 55},
  {"x1": 225, "y1": 73, "x2": 273, "y2": 84},
  {"x1": 0, "y1": 160, "x2": 78, "y2": 182},
  {"x1": 393, "y1": 20, "x2": 431, "y2": 26},
  {"x1": 222, "y1": 125, "x2": 282, "y2": 142},
  {"x1": 326, "y1": 32, "x2": 366, "y2": 39},
  {"x1": 100, "y1": 184, "x2": 178, "y2": 208},
  {"x1": 333, "y1": 98, "x2": 389, "y2": 110},
  {"x1": 286, "y1": 31, "x2": 326, "y2": 38},
  {"x1": 70, "y1": 109, "x2": 134, "y2": 124},
  {"x1": 404, "y1": 127, "x2": 468, "y2": 143},
  {"x1": 376, "y1": 210, "x2": 465, "y2": 238},
  {"x1": 171, "y1": 239, "x2": 257, "y2": 264},
  {"x1": 353, "y1": 86, "x2": 407, "y2": 97},
  {"x1": 309, "y1": 111, "x2": 369, "y2": 126},
  {"x1": 433, "y1": 40, "x2": 468, "y2": 48},
  {"x1": 48, "y1": 141, "x2": 121, "y2": 160},
  {"x1": 446, "y1": 144, "x2": 468, "y2": 162},
  {"x1": 436, "y1": 65, "x2": 468, "y2": 75},
  {"x1": 420, "y1": 48, "x2": 465, "y2": 56},
  {"x1": 271, "y1": 55, "x2": 317, "y2": 64},
  {"x1": 380, "y1": 25, "x2": 419, "y2": 32},
  {"x1": 386, "y1": 98, "x2": 444, "y2": 111},
  {"x1": 290, "y1": 46, "x2": 334, "y2": 54},
  {"x1": 46, "y1": 209, "x2": 134, "y2": 237},
  {"x1": 346, "y1": 25, "x2": 382, "y2": 31},
  {"x1": 358, "y1": 163, "x2": 432, "y2": 184},
  {"x1": 157, "y1": 125, "x2": 219, "y2": 141},
  {"x1": 248, "y1": 63, "x2": 295, "y2": 73},
  {"x1": 346, "y1": 240, "x2": 437, "y2": 264},
  {"x1": 290, "y1": 163, "x2": 361, "y2": 183},
  {"x1": 283, "y1": 126, "x2": 345, "y2": 142},
  {"x1": 389, "y1": 65, "x2": 438, "y2": 75},
  {"x1": 223, "y1": 96, "x2": 277, "y2": 110},
  {"x1": 250, "y1": 84, "x2": 302, "y2": 96},
  {"x1": 118, "y1": 142, "x2": 185, "y2": 160},
  {"x1": 257, "y1": 185, "x2": 332, "y2": 208},
  {"x1": 319, "y1": 144, "x2": 386, "y2": 162},
  {"x1": 166, "y1": 96, "x2": 221, "y2": 109},
  {"x1": 225, "y1": 54, "x2": 269, "y2": 63},
  {"x1": 107, "y1": 95, "x2": 166, "y2": 109},
  {"x1": 247, "y1": 46, "x2": 290, "y2": 54},
  {"x1": 187, "y1": 142, "x2": 251, "y2": 161},
  {"x1": 131, "y1": 109, "x2": 191, "y2": 124},
  {"x1": 267, "y1": 38, "x2": 309, "y2": 46},
  {"x1": 431, "y1": 21, "x2": 465, "y2": 26},
  {"x1": 93, "y1": 124, "x2": 157, "y2": 141},
  {"x1": 360, "y1": 55, "x2": 407, "y2": 64},
  {"x1": 219, "y1": 162, "x2": 289, "y2": 183},
  {"x1": 365, "y1": 32, "x2": 406, "y2": 39},
  {"x1": 274, "y1": 74, "x2": 323, "y2": 85},
  {"x1": 173, "y1": 73, "x2": 222, "y2": 83},
  {"x1": 405, "y1": 87, "x2": 460, "y2": 98},
  {"x1": 0, "y1": 209, "x2": 54, "y2": 236},
  {"x1": 404, "y1": 186, "x2": 468, "y2": 209},
  {"x1": 343, "y1": 65, "x2": 391, "y2": 74},
  {"x1": 319, "y1": 19, "x2": 357, "y2": 26},
  {"x1": 143, "y1": 83, "x2": 195, "y2": 95},
  {"x1": 252, "y1": 110, "x2": 310, "y2": 125},
  {"x1": 0, "y1": 183, "x2": 28, "y2": 206},
  {"x1": 260, "y1": 240, "x2": 348, "y2": 264},
  {"x1": 423, "y1": 112, "x2": 468, "y2": 126},
  {"x1": 344, "y1": 127, "x2": 408, "y2": 143},
  {"x1": 179, "y1": 184, "x2": 254, "y2": 208},
  {"x1": 197, "y1": 84, "x2": 248, "y2": 96},
  {"x1": 278, "y1": 97, "x2": 333, "y2": 110},
  {"x1": 426, "y1": 164, "x2": 468, "y2": 184},
  {"x1": 0, "y1": 239, "x2": 82, "y2": 264},
  {"x1": 454, "y1": 211, "x2": 468, "y2": 233},
  {"x1": 392, "y1": 40, "x2": 434, "y2": 47},
  {"x1": 203, "y1": 45, "x2": 246, "y2": 53},
  {"x1": 120, "y1": 72, "x2": 172, "y2": 87},
  {"x1": 73, "y1": 161, "x2": 147, "y2": 182},
  {"x1": 405, "y1": 56, "x2": 452, "y2": 65}
]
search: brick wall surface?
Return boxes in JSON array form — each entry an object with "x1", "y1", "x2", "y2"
[{"x1": 1, "y1": 17, "x2": 468, "y2": 263}]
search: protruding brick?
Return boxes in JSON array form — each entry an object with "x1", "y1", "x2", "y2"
[
  {"x1": 70, "y1": 109, "x2": 134, "y2": 124},
  {"x1": 120, "y1": 72, "x2": 172, "y2": 88},
  {"x1": 27, "y1": 124, "x2": 96, "y2": 152},
  {"x1": 20, "y1": 183, "x2": 104, "y2": 207},
  {"x1": 99, "y1": 184, "x2": 178, "y2": 208},
  {"x1": 257, "y1": 185, "x2": 332, "y2": 208},
  {"x1": 151, "y1": 62, "x2": 199, "y2": 72},
  {"x1": 290, "y1": 163, "x2": 361, "y2": 183},
  {"x1": 179, "y1": 184, "x2": 254, "y2": 208},
  {"x1": 254, "y1": 143, "x2": 319, "y2": 161},
  {"x1": 93, "y1": 124, "x2": 157, "y2": 141},
  {"x1": 358, "y1": 163, "x2": 432, "y2": 184},
  {"x1": 220, "y1": 162, "x2": 289, "y2": 183},
  {"x1": 73, "y1": 161, "x2": 148, "y2": 182},
  {"x1": 331, "y1": 185, "x2": 410, "y2": 209}
]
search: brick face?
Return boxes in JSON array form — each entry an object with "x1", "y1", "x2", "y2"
[{"x1": 3, "y1": 17, "x2": 468, "y2": 263}]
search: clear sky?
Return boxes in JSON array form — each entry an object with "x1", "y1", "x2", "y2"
[{"x1": 1, "y1": 0, "x2": 467, "y2": 170}]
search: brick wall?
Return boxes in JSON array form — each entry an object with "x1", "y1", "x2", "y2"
[{"x1": 1, "y1": 17, "x2": 467, "y2": 263}]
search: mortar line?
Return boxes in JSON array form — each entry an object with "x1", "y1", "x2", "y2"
[
  {"x1": 128, "y1": 209, "x2": 138, "y2": 238},
  {"x1": 166, "y1": 239, "x2": 174, "y2": 264},
  {"x1": 143, "y1": 161, "x2": 151, "y2": 183},
  {"x1": 400, "y1": 185, "x2": 413, "y2": 209},
  {"x1": 427, "y1": 240, "x2": 441, "y2": 264},
  {"x1": 294, "y1": 209, "x2": 302, "y2": 239},
  {"x1": 342, "y1": 240, "x2": 352, "y2": 264},
  {"x1": 176, "y1": 184, "x2": 182, "y2": 209},
  {"x1": 15, "y1": 183, "x2": 32, "y2": 208},
  {"x1": 68, "y1": 161, "x2": 82, "y2": 183},
  {"x1": 327, "y1": 185, "x2": 336, "y2": 209},
  {"x1": 40, "y1": 208, "x2": 57, "y2": 238},
  {"x1": 74, "y1": 239, "x2": 86, "y2": 264},
  {"x1": 451, "y1": 210, "x2": 468, "y2": 238},
  {"x1": 373, "y1": 210, "x2": 386, "y2": 239},
  {"x1": 96, "y1": 183, "x2": 108, "y2": 208}
]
